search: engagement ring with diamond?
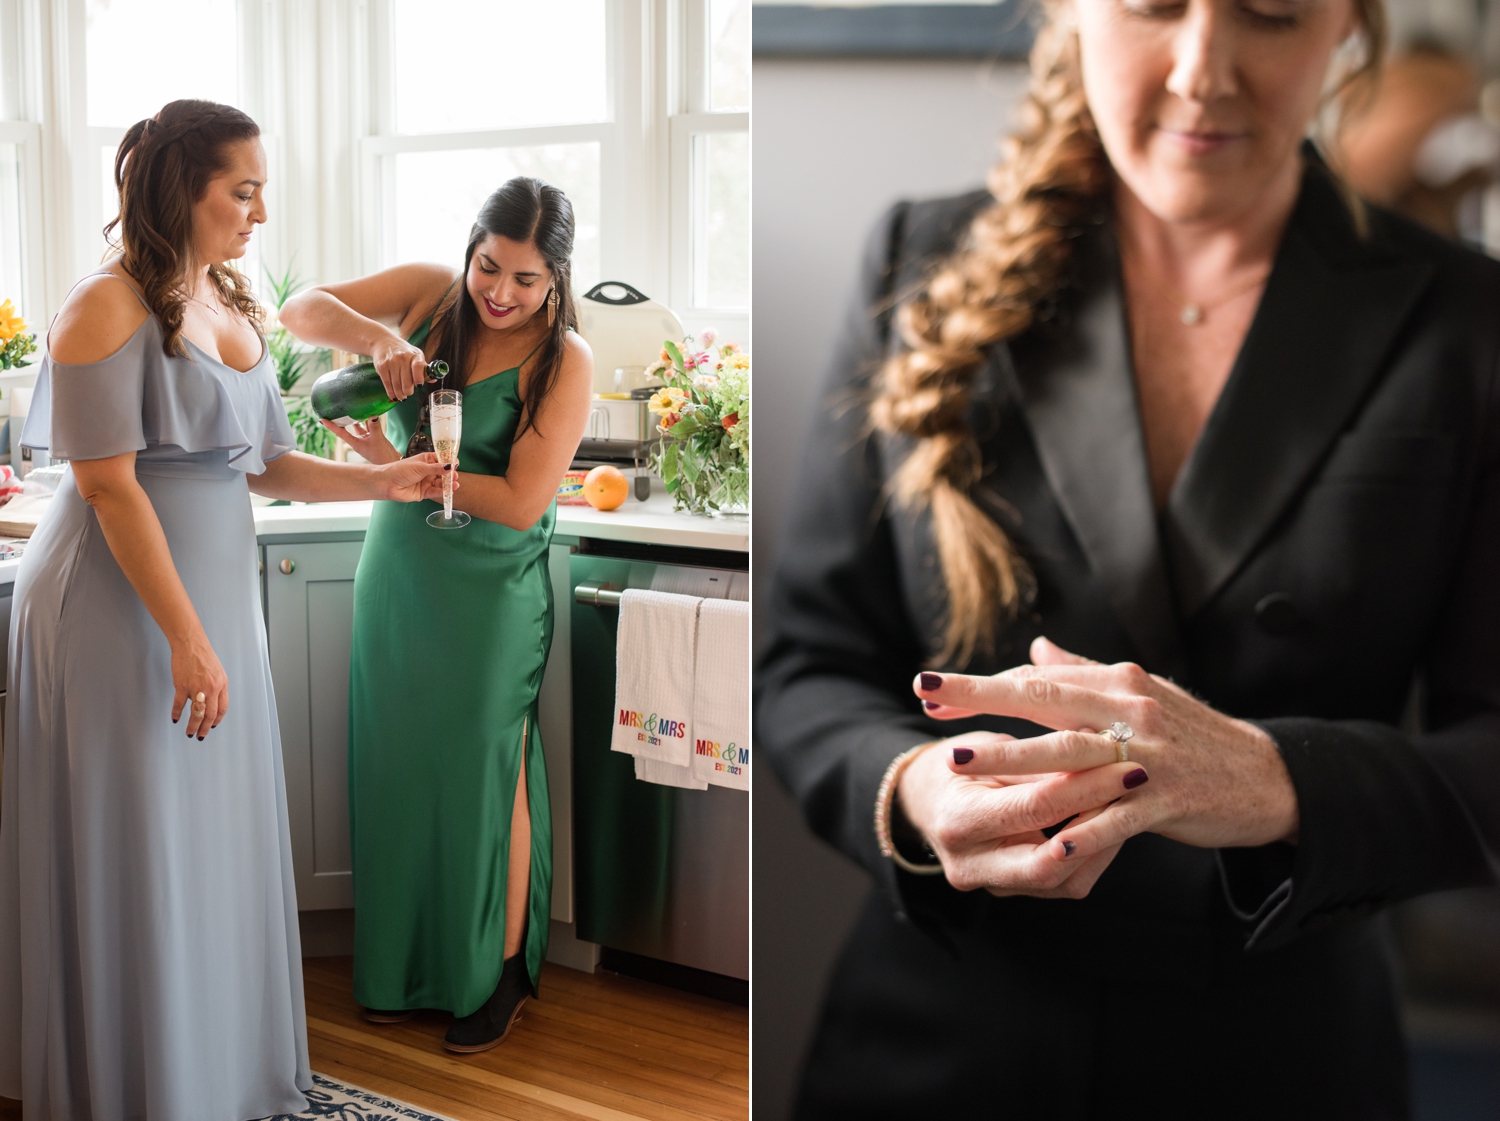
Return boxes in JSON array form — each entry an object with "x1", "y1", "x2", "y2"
[{"x1": 1103, "y1": 721, "x2": 1134, "y2": 763}]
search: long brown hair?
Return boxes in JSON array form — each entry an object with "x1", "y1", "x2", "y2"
[
  {"x1": 105, "y1": 99, "x2": 265, "y2": 358},
  {"x1": 426, "y1": 177, "x2": 578, "y2": 439},
  {"x1": 871, "y1": 1, "x2": 1387, "y2": 668}
]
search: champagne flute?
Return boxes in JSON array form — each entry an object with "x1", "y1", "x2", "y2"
[{"x1": 426, "y1": 389, "x2": 470, "y2": 529}]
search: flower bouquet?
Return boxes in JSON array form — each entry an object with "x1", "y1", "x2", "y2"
[
  {"x1": 646, "y1": 330, "x2": 748, "y2": 516},
  {"x1": 0, "y1": 300, "x2": 38, "y2": 371}
]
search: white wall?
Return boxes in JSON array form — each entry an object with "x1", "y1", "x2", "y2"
[{"x1": 751, "y1": 55, "x2": 1030, "y2": 1121}]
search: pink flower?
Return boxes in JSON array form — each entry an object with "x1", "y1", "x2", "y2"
[{"x1": 700, "y1": 328, "x2": 718, "y2": 347}]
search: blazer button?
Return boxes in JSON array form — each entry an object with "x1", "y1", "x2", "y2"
[{"x1": 1255, "y1": 593, "x2": 1303, "y2": 636}]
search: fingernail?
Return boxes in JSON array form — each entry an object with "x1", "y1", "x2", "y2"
[
  {"x1": 1124, "y1": 768, "x2": 1149, "y2": 790},
  {"x1": 1061, "y1": 839, "x2": 1076, "y2": 857},
  {"x1": 197, "y1": 736, "x2": 205, "y2": 742},
  {"x1": 443, "y1": 464, "x2": 452, "y2": 471},
  {"x1": 923, "y1": 700, "x2": 940, "y2": 711},
  {"x1": 172, "y1": 717, "x2": 179, "y2": 724},
  {"x1": 952, "y1": 747, "x2": 974, "y2": 765},
  {"x1": 919, "y1": 672, "x2": 942, "y2": 691}
]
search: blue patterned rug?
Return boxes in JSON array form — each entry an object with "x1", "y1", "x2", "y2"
[{"x1": 260, "y1": 1074, "x2": 458, "y2": 1121}]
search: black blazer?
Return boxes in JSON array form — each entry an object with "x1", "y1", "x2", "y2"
[{"x1": 756, "y1": 158, "x2": 1500, "y2": 1120}]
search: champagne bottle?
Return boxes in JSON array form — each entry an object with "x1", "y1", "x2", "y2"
[{"x1": 309, "y1": 359, "x2": 449, "y2": 427}]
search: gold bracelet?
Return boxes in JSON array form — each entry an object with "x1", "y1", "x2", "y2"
[{"x1": 874, "y1": 742, "x2": 945, "y2": 876}]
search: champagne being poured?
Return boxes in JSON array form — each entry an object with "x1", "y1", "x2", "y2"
[{"x1": 426, "y1": 389, "x2": 469, "y2": 529}]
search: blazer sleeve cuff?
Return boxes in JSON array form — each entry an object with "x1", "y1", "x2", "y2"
[{"x1": 1217, "y1": 717, "x2": 1481, "y2": 952}]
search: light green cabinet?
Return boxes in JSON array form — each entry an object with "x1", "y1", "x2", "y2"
[{"x1": 263, "y1": 538, "x2": 363, "y2": 911}]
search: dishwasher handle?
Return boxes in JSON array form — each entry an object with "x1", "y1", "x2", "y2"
[{"x1": 574, "y1": 581, "x2": 623, "y2": 608}]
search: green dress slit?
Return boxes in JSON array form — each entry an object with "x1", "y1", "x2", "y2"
[{"x1": 348, "y1": 320, "x2": 554, "y2": 1015}]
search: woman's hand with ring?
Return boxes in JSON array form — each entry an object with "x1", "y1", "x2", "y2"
[
  {"x1": 895, "y1": 731, "x2": 1144, "y2": 898},
  {"x1": 915, "y1": 636, "x2": 1300, "y2": 868},
  {"x1": 171, "y1": 630, "x2": 229, "y2": 741},
  {"x1": 369, "y1": 333, "x2": 428, "y2": 401}
]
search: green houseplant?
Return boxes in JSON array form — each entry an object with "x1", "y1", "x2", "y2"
[{"x1": 264, "y1": 265, "x2": 334, "y2": 458}]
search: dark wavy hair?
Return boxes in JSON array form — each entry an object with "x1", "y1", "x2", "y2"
[
  {"x1": 105, "y1": 99, "x2": 265, "y2": 359},
  {"x1": 425, "y1": 177, "x2": 578, "y2": 438}
]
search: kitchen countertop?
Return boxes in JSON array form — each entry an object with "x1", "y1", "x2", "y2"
[
  {"x1": 0, "y1": 485, "x2": 746, "y2": 593},
  {"x1": 253, "y1": 488, "x2": 748, "y2": 552}
]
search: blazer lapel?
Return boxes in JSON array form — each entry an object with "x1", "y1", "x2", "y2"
[
  {"x1": 1004, "y1": 229, "x2": 1188, "y2": 678},
  {"x1": 1164, "y1": 165, "x2": 1436, "y2": 618}
]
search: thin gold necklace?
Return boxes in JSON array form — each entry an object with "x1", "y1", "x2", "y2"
[{"x1": 1156, "y1": 269, "x2": 1270, "y2": 326}]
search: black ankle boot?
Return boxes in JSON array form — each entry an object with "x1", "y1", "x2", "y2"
[{"x1": 443, "y1": 953, "x2": 531, "y2": 1053}]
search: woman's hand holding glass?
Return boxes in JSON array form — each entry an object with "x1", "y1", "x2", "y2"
[
  {"x1": 897, "y1": 636, "x2": 1299, "y2": 897},
  {"x1": 369, "y1": 332, "x2": 429, "y2": 401}
]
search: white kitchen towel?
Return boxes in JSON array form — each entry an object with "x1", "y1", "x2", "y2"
[
  {"x1": 650, "y1": 566, "x2": 736, "y2": 599},
  {"x1": 634, "y1": 754, "x2": 708, "y2": 790},
  {"x1": 689, "y1": 598, "x2": 750, "y2": 791},
  {"x1": 611, "y1": 589, "x2": 700, "y2": 768}
]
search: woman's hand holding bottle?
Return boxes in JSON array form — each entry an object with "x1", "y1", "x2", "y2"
[
  {"x1": 321, "y1": 416, "x2": 400, "y2": 464},
  {"x1": 369, "y1": 331, "x2": 429, "y2": 401}
]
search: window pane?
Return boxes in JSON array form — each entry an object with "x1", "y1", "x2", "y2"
[
  {"x1": 694, "y1": 131, "x2": 748, "y2": 309},
  {"x1": 0, "y1": 144, "x2": 25, "y2": 315},
  {"x1": 710, "y1": 0, "x2": 750, "y2": 112},
  {"x1": 393, "y1": 1, "x2": 607, "y2": 135},
  {"x1": 389, "y1": 145, "x2": 600, "y2": 296},
  {"x1": 87, "y1": 0, "x2": 239, "y2": 128}
]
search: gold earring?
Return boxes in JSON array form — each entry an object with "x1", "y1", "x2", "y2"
[{"x1": 546, "y1": 287, "x2": 557, "y2": 328}]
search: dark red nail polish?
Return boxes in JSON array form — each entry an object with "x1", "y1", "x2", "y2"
[
  {"x1": 1061, "y1": 840, "x2": 1076, "y2": 857},
  {"x1": 1124, "y1": 768, "x2": 1149, "y2": 790},
  {"x1": 443, "y1": 463, "x2": 452, "y2": 471},
  {"x1": 923, "y1": 700, "x2": 940, "y2": 711},
  {"x1": 919, "y1": 672, "x2": 941, "y2": 691},
  {"x1": 197, "y1": 736, "x2": 205, "y2": 742},
  {"x1": 952, "y1": 747, "x2": 974, "y2": 765}
]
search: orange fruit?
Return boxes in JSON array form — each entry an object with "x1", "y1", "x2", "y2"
[{"x1": 583, "y1": 465, "x2": 629, "y2": 511}]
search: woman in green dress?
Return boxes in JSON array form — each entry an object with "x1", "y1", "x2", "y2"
[{"x1": 280, "y1": 178, "x2": 593, "y2": 1052}]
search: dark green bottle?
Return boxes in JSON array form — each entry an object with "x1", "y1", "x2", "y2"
[{"x1": 309, "y1": 359, "x2": 449, "y2": 426}]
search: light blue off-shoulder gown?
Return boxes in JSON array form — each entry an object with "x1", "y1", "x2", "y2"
[{"x1": 0, "y1": 286, "x2": 312, "y2": 1119}]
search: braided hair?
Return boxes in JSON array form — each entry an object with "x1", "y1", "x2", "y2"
[
  {"x1": 871, "y1": 0, "x2": 1387, "y2": 668},
  {"x1": 106, "y1": 99, "x2": 264, "y2": 359}
]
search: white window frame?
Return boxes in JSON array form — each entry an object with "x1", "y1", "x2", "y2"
[
  {"x1": 358, "y1": 1, "x2": 651, "y2": 300},
  {"x1": 668, "y1": 0, "x2": 748, "y2": 339},
  {"x1": 0, "y1": 117, "x2": 45, "y2": 326},
  {"x1": 6, "y1": 0, "x2": 747, "y2": 347}
]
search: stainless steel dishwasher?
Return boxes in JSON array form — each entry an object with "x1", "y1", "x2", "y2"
[{"x1": 569, "y1": 544, "x2": 748, "y2": 981}]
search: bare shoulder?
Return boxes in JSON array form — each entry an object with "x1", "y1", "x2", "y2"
[
  {"x1": 559, "y1": 329, "x2": 594, "y2": 380},
  {"x1": 48, "y1": 270, "x2": 150, "y2": 365}
]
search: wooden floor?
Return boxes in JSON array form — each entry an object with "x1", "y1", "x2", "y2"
[
  {"x1": 0, "y1": 957, "x2": 749, "y2": 1121},
  {"x1": 305, "y1": 956, "x2": 748, "y2": 1121}
]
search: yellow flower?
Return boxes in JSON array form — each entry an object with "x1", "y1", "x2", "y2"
[
  {"x1": 0, "y1": 300, "x2": 24, "y2": 343},
  {"x1": 727, "y1": 352, "x2": 750, "y2": 371},
  {"x1": 647, "y1": 387, "x2": 688, "y2": 417}
]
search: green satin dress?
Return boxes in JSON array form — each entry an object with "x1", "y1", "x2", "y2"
[{"x1": 348, "y1": 322, "x2": 553, "y2": 1016}]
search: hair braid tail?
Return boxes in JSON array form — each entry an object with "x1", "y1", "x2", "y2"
[{"x1": 871, "y1": 18, "x2": 1109, "y2": 667}]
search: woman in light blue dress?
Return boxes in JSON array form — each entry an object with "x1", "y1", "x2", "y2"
[{"x1": 0, "y1": 100, "x2": 445, "y2": 1120}]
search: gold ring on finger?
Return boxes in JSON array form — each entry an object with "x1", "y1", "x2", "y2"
[{"x1": 1101, "y1": 721, "x2": 1134, "y2": 763}]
